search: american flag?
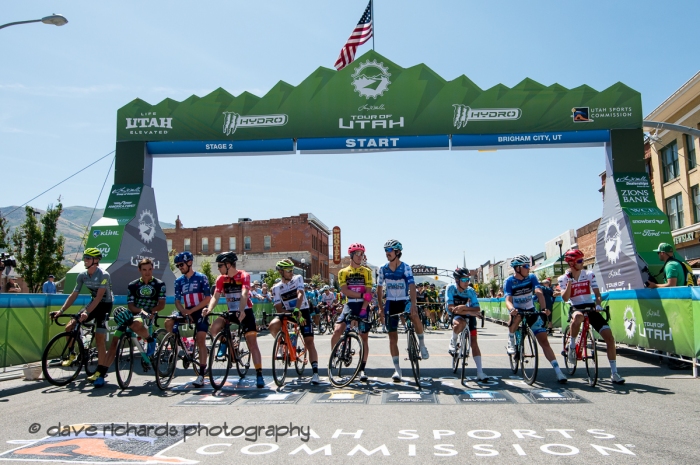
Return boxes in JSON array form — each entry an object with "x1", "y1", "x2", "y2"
[{"x1": 334, "y1": 1, "x2": 373, "y2": 71}]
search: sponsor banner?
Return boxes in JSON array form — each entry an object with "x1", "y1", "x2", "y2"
[
  {"x1": 297, "y1": 135, "x2": 449, "y2": 153},
  {"x1": 312, "y1": 390, "x2": 369, "y2": 404},
  {"x1": 174, "y1": 393, "x2": 239, "y2": 406},
  {"x1": 522, "y1": 389, "x2": 590, "y2": 404},
  {"x1": 117, "y1": 50, "x2": 641, "y2": 143},
  {"x1": 411, "y1": 265, "x2": 438, "y2": 276},
  {"x1": 381, "y1": 390, "x2": 438, "y2": 404},
  {"x1": 146, "y1": 139, "x2": 294, "y2": 156},
  {"x1": 455, "y1": 390, "x2": 516, "y2": 403},
  {"x1": 452, "y1": 129, "x2": 610, "y2": 149},
  {"x1": 103, "y1": 184, "x2": 142, "y2": 220},
  {"x1": 242, "y1": 392, "x2": 306, "y2": 405},
  {"x1": 332, "y1": 226, "x2": 341, "y2": 265}
]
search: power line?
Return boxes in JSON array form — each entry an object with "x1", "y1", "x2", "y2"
[{"x1": 3, "y1": 150, "x2": 115, "y2": 218}]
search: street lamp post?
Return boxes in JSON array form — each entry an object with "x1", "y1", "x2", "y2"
[
  {"x1": 555, "y1": 239, "x2": 564, "y2": 277},
  {"x1": 0, "y1": 14, "x2": 68, "y2": 30}
]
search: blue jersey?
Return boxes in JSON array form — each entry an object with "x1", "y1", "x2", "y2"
[
  {"x1": 504, "y1": 274, "x2": 541, "y2": 310},
  {"x1": 306, "y1": 290, "x2": 319, "y2": 306},
  {"x1": 378, "y1": 262, "x2": 415, "y2": 301},
  {"x1": 445, "y1": 284, "x2": 479, "y2": 310},
  {"x1": 174, "y1": 271, "x2": 211, "y2": 309}
]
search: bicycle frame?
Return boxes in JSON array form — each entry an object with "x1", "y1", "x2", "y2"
[{"x1": 274, "y1": 313, "x2": 301, "y2": 363}]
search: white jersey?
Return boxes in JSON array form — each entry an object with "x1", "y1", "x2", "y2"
[
  {"x1": 320, "y1": 291, "x2": 336, "y2": 305},
  {"x1": 271, "y1": 275, "x2": 308, "y2": 311},
  {"x1": 558, "y1": 269, "x2": 598, "y2": 306}
]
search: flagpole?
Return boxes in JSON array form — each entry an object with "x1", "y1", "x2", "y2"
[{"x1": 371, "y1": 0, "x2": 375, "y2": 50}]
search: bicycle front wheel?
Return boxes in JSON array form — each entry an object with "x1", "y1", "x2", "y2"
[
  {"x1": 407, "y1": 331, "x2": 421, "y2": 389},
  {"x1": 115, "y1": 335, "x2": 134, "y2": 389},
  {"x1": 328, "y1": 333, "x2": 363, "y2": 387},
  {"x1": 155, "y1": 334, "x2": 177, "y2": 390},
  {"x1": 235, "y1": 335, "x2": 251, "y2": 378},
  {"x1": 294, "y1": 334, "x2": 308, "y2": 376},
  {"x1": 42, "y1": 332, "x2": 83, "y2": 386},
  {"x1": 508, "y1": 332, "x2": 520, "y2": 374},
  {"x1": 562, "y1": 331, "x2": 577, "y2": 375},
  {"x1": 272, "y1": 332, "x2": 289, "y2": 386},
  {"x1": 209, "y1": 332, "x2": 232, "y2": 390},
  {"x1": 584, "y1": 329, "x2": 598, "y2": 387},
  {"x1": 521, "y1": 327, "x2": 539, "y2": 385},
  {"x1": 461, "y1": 332, "x2": 472, "y2": 385},
  {"x1": 82, "y1": 331, "x2": 99, "y2": 377}
]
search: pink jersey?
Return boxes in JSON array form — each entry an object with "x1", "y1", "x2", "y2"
[{"x1": 215, "y1": 270, "x2": 254, "y2": 311}]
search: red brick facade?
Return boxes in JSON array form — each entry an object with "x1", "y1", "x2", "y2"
[
  {"x1": 163, "y1": 213, "x2": 330, "y2": 280},
  {"x1": 576, "y1": 218, "x2": 601, "y2": 267}
]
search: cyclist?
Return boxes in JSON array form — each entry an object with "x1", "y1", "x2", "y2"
[
  {"x1": 306, "y1": 283, "x2": 320, "y2": 329},
  {"x1": 559, "y1": 249, "x2": 625, "y2": 384},
  {"x1": 377, "y1": 239, "x2": 429, "y2": 382},
  {"x1": 424, "y1": 284, "x2": 438, "y2": 329},
  {"x1": 505, "y1": 255, "x2": 567, "y2": 384},
  {"x1": 331, "y1": 243, "x2": 373, "y2": 381},
  {"x1": 167, "y1": 251, "x2": 211, "y2": 387},
  {"x1": 446, "y1": 268, "x2": 489, "y2": 381},
  {"x1": 204, "y1": 251, "x2": 265, "y2": 388},
  {"x1": 50, "y1": 248, "x2": 114, "y2": 384},
  {"x1": 268, "y1": 259, "x2": 320, "y2": 384},
  {"x1": 93, "y1": 258, "x2": 165, "y2": 388}
]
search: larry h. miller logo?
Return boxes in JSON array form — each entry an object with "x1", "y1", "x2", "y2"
[
  {"x1": 604, "y1": 217, "x2": 623, "y2": 264},
  {"x1": 138, "y1": 210, "x2": 156, "y2": 244},
  {"x1": 351, "y1": 60, "x2": 391, "y2": 99},
  {"x1": 623, "y1": 306, "x2": 636, "y2": 338},
  {"x1": 452, "y1": 105, "x2": 522, "y2": 129},
  {"x1": 222, "y1": 112, "x2": 288, "y2": 136},
  {"x1": 572, "y1": 107, "x2": 593, "y2": 122}
]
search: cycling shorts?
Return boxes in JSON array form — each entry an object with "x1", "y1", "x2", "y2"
[
  {"x1": 83, "y1": 302, "x2": 112, "y2": 334},
  {"x1": 290, "y1": 307, "x2": 314, "y2": 338},
  {"x1": 384, "y1": 300, "x2": 410, "y2": 333},
  {"x1": 337, "y1": 301, "x2": 370, "y2": 334},
  {"x1": 223, "y1": 308, "x2": 257, "y2": 335},
  {"x1": 453, "y1": 314, "x2": 477, "y2": 336},
  {"x1": 114, "y1": 311, "x2": 152, "y2": 337},
  {"x1": 169, "y1": 308, "x2": 209, "y2": 333},
  {"x1": 514, "y1": 310, "x2": 547, "y2": 336},
  {"x1": 569, "y1": 305, "x2": 610, "y2": 334}
]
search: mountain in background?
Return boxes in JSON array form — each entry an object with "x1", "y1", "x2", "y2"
[{"x1": 0, "y1": 206, "x2": 174, "y2": 264}]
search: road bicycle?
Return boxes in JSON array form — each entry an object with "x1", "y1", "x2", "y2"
[
  {"x1": 451, "y1": 319, "x2": 472, "y2": 385},
  {"x1": 508, "y1": 309, "x2": 541, "y2": 385},
  {"x1": 403, "y1": 305, "x2": 424, "y2": 389},
  {"x1": 113, "y1": 312, "x2": 167, "y2": 389},
  {"x1": 271, "y1": 313, "x2": 308, "y2": 387},
  {"x1": 561, "y1": 305, "x2": 609, "y2": 387},
  {"x1": 328, "y1": 313, "x2": 366, "y2": 387},
  {"x1": 42, "y1": 314, "x2": 99, "y2": 386},
  {"x1": 207, "y1": 312, "x2": 252, "y2": 390},
  {"x1": 439, "y1": 309, "x2": 452, "y2": 330},
  {"x1": 154, "y1": 315, "x2": 209, "y2": 390}
]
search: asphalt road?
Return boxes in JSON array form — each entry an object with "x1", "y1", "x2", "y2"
[{"x1": 1, "y1": 320, "x2": 698, "y2": 464}]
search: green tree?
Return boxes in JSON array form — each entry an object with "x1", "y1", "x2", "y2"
[
  {"x1": 201, "y1": 259, "x2": 217, "y2": 288},
  {"x1": 537, "y1": 269, "x2": 548, "y2": 282},
  {"x1": 168, "y1": 248, "x2": 177, "y2": 272},
  {"x1": 0, "y1": 213, "x2": 9, "y2": 249},
  {"x1": 263, "y1": 268, "x2": 280, "y2": 289},
  {"x1": 310, "y1": 273, "x2": 326, "y2": 288},
  {"x1": 10, "y1": 203, "x2": 65, "y2": 292}
]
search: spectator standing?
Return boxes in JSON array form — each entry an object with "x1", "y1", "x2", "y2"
[
  {"x1": 646, "y1": 242, "x2": 692, "y2": 288},
  {"x1": 540, "y1": 278, "x2": 560, "y2": 334},
  {"x1": 5, "y1": 276, "x2": 21, "y2": 293},
  {"x1": 42, "y1": 275, "x2": 57, "y2": 294}
]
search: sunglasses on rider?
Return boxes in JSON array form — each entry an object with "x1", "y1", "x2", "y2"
[
  {"x1": 576, "y1": 259, "x2": 584, "y2": 264},
  {"x1": 384, "y1": 247, "x2": 395, "y2": 253},
  {"x1": 217, "y1": 263, "x2": 227, "y2": 268},
  {"x1": 175, "y1": 263, "x2": 187, "y2": 268},
  {"x1": 521, "y1": 264, "x2": 530, "y2": 269},
  {"x1": 460, "y1": 277, "x2": 470, "y2": 282}
]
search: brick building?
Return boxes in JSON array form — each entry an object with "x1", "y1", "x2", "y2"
[
  {"x1": 576, "y1": 218, "x2": 601, "y2": 268},
  {"x1": 163, "y1": 213, "x2": 330, "y2": 281}
]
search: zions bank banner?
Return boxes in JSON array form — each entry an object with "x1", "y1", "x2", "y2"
[{"x1": 116, "y1": 51, "x2": 642, "y2": 144}]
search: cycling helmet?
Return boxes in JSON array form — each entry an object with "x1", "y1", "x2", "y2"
[
  {"x1": 216, "y1": 251, "x2": 238, "y2": 264},
  {"x1": 348, "y1": 243, "x2": 365, "y2": 255},
  {"x1": 83, "y1": 247, "x2": 102, "y2": 259},
  {"x1": 383, "y1": 239, "x2": 403, "y2": 250},
  {"x1": 453, "y1": 267, "x2": 470, "y2": 280},
  {"x1": 322, "y1": 285, "x2": 329, "y2": 291},
  {"x1": 112, "y1": 306, "x2": 133, "y2": 327},
  {"x1": 510, "y1": 255, "x2": 530, "y2": 267},
  {"x1": 174, "y1": 251, "x2": 193, "y2": 264},
  {"x1": 276, "y1": 258, "x2": 295, "y2": 270},
  {"x1": 564, "y1": 249, "x2": 584, "y2": 263}
]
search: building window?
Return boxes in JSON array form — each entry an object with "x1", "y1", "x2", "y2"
[
  {"x1": 167, "y1": 239, "x2": 172, "y2": 252},
  {"x1": 201, "y1": 237, "x2": 208, "y2": 253},
  {"x1": 662, "y1": 140, "x2": 679, "y2": 182},
  {"x1": 666, "y1": 193, "x2": 684, "y2": 230},
  {"x1": 229, "y1": 237, "x2": 236, "y2": 250},
  {"x1": 693, "y1": 185, "x2": 700, "y2": 224},
  {"x1": 687, "y1": 134, "x2": 697, "y2": 170},
  {"x1": 264, "y1": 235, "x2": 271, "y2": 250},
  {"x1": 214, "y1": 237, "x2": 221, "y2": 252},
  {"x1": 244, "y1": 236, "x2": 251, "y2": 250},
  {"x1": 184, "y1": 238, "x2": 191, "y2": 252}
]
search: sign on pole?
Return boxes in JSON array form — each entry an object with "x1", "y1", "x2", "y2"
[
  {"x1": 411, "y1": 265, "x2": 437, "y2": 276},
  {"x1": 333, "y1": 226, "x2": 341, "y2": 265}
]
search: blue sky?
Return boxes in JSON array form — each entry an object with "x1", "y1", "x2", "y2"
[{"x1": 2, "y1": 0, "x2": 699, "y2": 272}]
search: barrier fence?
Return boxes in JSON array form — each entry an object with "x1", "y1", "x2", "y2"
[{"x1": 0, "y1": 294, "x2": 273, "y2": 370}]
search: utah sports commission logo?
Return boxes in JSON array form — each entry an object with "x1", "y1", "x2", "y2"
[
  {"x1": 351, "y1": 60, "x2": 391, "y2": 99},
  {"x1": 572, "y1": 107, "x2": 593, "y2": 122}
]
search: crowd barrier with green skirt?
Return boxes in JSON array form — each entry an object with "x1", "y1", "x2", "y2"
[
  {"x1": 0, "y1": 294, "x2": 273, "y2": 369},
  {"x1": 478, "y1": 297, "x2": 566, "y2": 329}
]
